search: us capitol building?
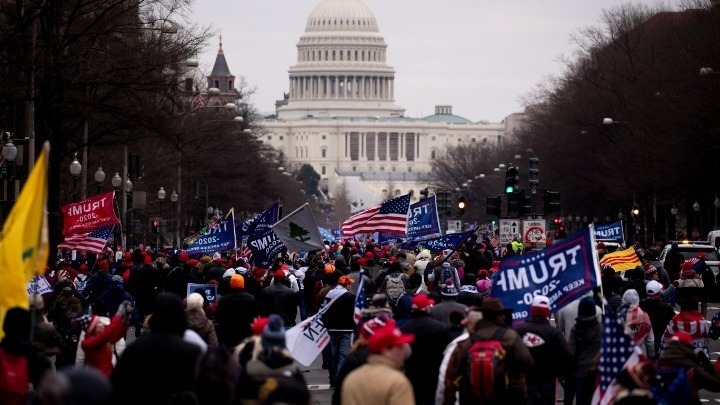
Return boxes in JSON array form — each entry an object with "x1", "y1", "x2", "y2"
[{"x1": 258, "y1": 0, "x2": 511, "y2": 207}]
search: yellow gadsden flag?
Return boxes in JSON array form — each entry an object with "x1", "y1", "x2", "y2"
[{"x1": 0, "y1": 142, "x2": 50, "y2": 339}]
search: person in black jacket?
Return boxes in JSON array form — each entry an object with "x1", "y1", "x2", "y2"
[
  {"x1": 399, "y1": 294, "x2": 450, "y2": 405},
  {"x1": 639, "y1": 280, "x2": 676, "y2": 359},
  {"x1": 214, "y1": 274, "x2": 260, "y2": 348},
  {"x1": 515, "y1": 295, "x2": 572, "y2": 405},
  {"x1": 321, "y1": 275, "x2": 356, "y2": 387}
]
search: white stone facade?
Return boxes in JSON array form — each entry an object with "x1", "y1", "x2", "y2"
[{"x1": 260, "y1": 0, "x2": 506, "y2": 206}]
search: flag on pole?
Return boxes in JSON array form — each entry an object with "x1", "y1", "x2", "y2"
[
  {"x1": 0, "y1": 142, "x2": 50, "y2": 339},
  {"x1": 354, "y1": 270, "x2": 367, "y2": 325},
  {"x1": 58, "y1": 225, "x2": 114, "y2": 254},
  {"x1": 271, "y1": 203, "x2": 324, "y2": 252},
  {"x1": 592, "y1": 304, "x2": 642, "y2": 405},
  {"x1": 341, "y1": 194, "x2": 411, "y2": 237},
  {"x1": 599, "y1": 246, "x2": 642, "y2": 271}
]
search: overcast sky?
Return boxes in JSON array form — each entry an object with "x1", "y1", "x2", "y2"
[{"x1": 192, "y1": 0, "x2": 673, "y2": 122}]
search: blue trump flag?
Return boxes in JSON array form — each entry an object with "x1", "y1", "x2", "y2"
[
  {"x1": 237, "y1": 202, "x2": 280, "y2": 236},
  {"x1": 594, "y1": 220, "x2": 625, "y2": 244},
  {"x1": 245, "y1": 203, "x2": 286, "y2": 268},
  {"x1": 407, "y1": 196, "x2": 441, "y2": 239},
  {"x1": 185, "y1": 211, "x2": 237, "y2": 255},
  {"x1": 491, "y1": 225, "x2": 601, "y2": 326},
  {"x1": 400, "y1": 229, "x2": 475, "y2": 253}
]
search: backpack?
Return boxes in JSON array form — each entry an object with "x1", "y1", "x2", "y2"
[
  {"x1": 651, "y1": 366, "x2": 694, "y2": 405},
  {"x1": 0, "y1": 347, "x2": 30, "y2": 403},
  {"x1": 440, "y1": 265, "x2": 454, "y2": 286},
  {"x1": 462, "y1": 328, "x2": 509, "y2": 399},
  {"x1": 384, "y1": 273, "x2": 405, "y2": 305}
]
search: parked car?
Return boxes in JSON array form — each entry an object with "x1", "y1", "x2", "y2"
[{"x1": 657, "y1": 242, "x2": 720, "y2": 277}]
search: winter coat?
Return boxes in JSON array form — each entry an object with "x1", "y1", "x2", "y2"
[
  {"x1": 639, "y1": 297, "x2": 675, "y2": 356},
  {"x1": 81, "y1": 315, "x2": 128, "y2": 376},
  {"x1": 661, "y1": 310, "x2": 710, "y2": 357},
  {"x1": 341, "y1": 354, "x2": 415, "y2": 405},
  {"x1": 214, "y1": 290, "x2": 260, "y2": 348},
  {"x1": 568, "y1": 318, "x2": 602, "y2": 378},
  {"x1": 260, "y1": 282, "x2": 298, "y2": 327},
  {"x1": 185, "y1": 308, "x2": 218, "y2": 348},
  {"x1": 515, "y1": 316, "x2": 572, "y2": 384},
  {"x1": 322, "y1": 288, "x2": 356, "y2": 333},
  {"x1": 658, "y1": 339, "x2": 720, "y2": 395},
  {"x1": 400, "y1": 311, "x2": 450, "y2": 405}
]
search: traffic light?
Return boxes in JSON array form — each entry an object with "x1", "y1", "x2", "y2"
[
  {"x1": 519, "y1": 190, "x2": 532, "y2": 217},
  {"x1": 555, "y1": 219, "x2": 566, "y2": 239},
  {"x1": 457, "y1": 196, "x2": 466, "y2": 216},
  {"x1": 151, "y1": 218, "x2": 160, "y2": 234},
  {"x1": 528, "y1": 157, "x2": 540, "y2": 192},
  {"x1": 507, "y1": 192, "x2": 520, "y2": 217},
  {"x1": 505, "y1": 166, "x2": 519, "y2": 194},
  {"x1": 543, "y1": 191, "x2": 560, "y2": 214},
  {"x1": 486, "y1": 196, "x2": 502, "y2": 217},
  {"x1": 436, "y1": 189, "x2": 451, "y2": 215}
]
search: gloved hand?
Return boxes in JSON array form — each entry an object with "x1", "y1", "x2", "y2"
[{"x1": 116, "y1": 300, "x2": 134, "y2": 323}]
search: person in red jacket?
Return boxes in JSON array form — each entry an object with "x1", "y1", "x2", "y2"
[{"x1": 80, "y1": 301, "x2": 133, "y2": 376}]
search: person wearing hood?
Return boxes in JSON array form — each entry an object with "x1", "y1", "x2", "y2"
[
  {"x1": 619, "y1": 289, "x2": 655, "y2": 359},
  {"x1": 428, "y1": 260, "x2": 461, "y2": 294},
  {"x1": 110, "y1": 293, "x2": 203, "y2": 405},
  {"x1": 566, "y1": 296, "x2": 602, "y2": 405}
]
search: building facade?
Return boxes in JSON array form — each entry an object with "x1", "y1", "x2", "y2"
[{"x1": 260, "y1": 0, "x2": 506, "y2": 206}]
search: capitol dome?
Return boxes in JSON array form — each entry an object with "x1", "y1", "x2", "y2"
[
  {"x1": 278, "y1": 0, "x2": 405, "y2": 119},
  {"x1": 305, "y1": 0, "x2": 379, "y2": 33}
]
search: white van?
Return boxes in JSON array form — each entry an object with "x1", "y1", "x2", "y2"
[{"x1": 708, "y1": 231, "x2": 720, "y2": 251}]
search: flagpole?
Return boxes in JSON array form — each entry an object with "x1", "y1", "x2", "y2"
[{"x1": 437, "y1": 226, "x2": 478, "y2": 266}]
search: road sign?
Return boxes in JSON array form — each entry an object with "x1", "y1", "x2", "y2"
[
  {"x1": 447, "y1": 220, "x2": 462, "y2": 233},
  {"x1": 523, "y1": 219, "x2": 547, "y2": 244},
  {"x1": 499, "y1": 219, "x2": 520, "y2": 244}
]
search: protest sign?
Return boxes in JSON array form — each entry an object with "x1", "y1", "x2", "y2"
[{"x1": 186, "y1": 283, "x2": 219, "y2": 306}]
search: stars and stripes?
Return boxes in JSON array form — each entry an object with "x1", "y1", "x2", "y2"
[
  {"x1": 341, "y1": 194, "x2": 410, "y2": 237},
  {"x1": 353, "y1": 270, "x2": 366, "y2": 325},
  {"x1": 57, "y1": 225, "x2": 113, "y2": 254},
  {"x1": 592, "y1": 304, "x2": 641, "y2": 405}
]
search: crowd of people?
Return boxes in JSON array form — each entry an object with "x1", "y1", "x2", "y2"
[{"x1": 2, "y1": 236, "x2": 720, "y2": 404}]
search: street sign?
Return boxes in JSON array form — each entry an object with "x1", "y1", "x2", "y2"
[
  {"x1": 499, "y1": 219, "x2": 520, "y2": 244},
  {"x1": 522, "y1": 219, "x2": 547, "y2": 244},
  {"x1": 446, "y1": 220, "x2": 461, "y2": 233}
]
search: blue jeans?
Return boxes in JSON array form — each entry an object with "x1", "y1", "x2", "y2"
[
  {"x1": 297, "y1": 291, "x2": 307, "y2": 321},
  {"x1": 329, "y1": 332, "x2": 352, "y2": 385}
]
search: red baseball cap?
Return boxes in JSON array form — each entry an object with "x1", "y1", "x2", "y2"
[
  {"x1": 360, "y1": 316, "x2": 395, "y2": 340},
  {"x1": 367, "y1": 324, "x2": 415, "y2": 354},
  {"x1": 411, "y1": 294, "x2": 434, "y2": 311}
]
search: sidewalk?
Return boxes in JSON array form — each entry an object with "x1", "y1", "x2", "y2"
[{"x1": 301, "y1": 353, "x2": 333, "y2": 404}]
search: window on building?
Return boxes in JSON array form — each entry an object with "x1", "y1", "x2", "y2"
[
  {"x1": 380, "y1": 166, "x2": 385, "y2": 171},
  {"x1": 366, "y1": 132, "x2": 375, "y2": 160},
  {"x1": 349, "y1": 132, "x2": 359, "y2": 161},
  {"x1": 377, "y1": 132, "x2": 387, "y2": 161},
  {"x1": 355, "y1": 50, "x2": 358, "y2": 60},
  {"x1": 431, "y1": 150, "x2": 436, "y2": 159},
  {"x1": 352, "y1": 166, "x2": 357, "y2": 172},
  {"x1": 362, "y1": 51, "x2": 365, "y2": 61},
  {"x1": 471, "y1": 138, "x2": 476, "y2": 142},
  {"x1": 214, "y1": 80, "x2": 220, "y2": 89},
  {"x1": 408, "y1": 167, "x2": 412, "y2": 172},
  {"x1": 405, "y1": 133, "x2": 415, "y2": 161},
  {"x1": 321, "y1": 148, "x2": 326, "y2": 158},
  {"x1": 431, "y1": 136, "x2": 436, "y2": 141},
  {"x1": 279, "y1": 136, "x2": 284, "y2": 141},
  {"x1": 321, "y1": 166, "x2": 326, "y2": 175},
  {"x1": 340, "y1": 51, "x2": 343, "y2": 61},
  {"x1": 322, "y1": 135, "x2": 326, "y2": 140},
  {"x1": 332, "y1": 51, "x2": 336, "y2": 61},
  {"x1": 395, "y1": 189, "x2": 401, "y2": 196},
  {"x1": 389, "y1": 132, "x2": 399, "y2": 161},
  {"x1": 268, "y1": 136, "x2": 272, "y2": 141},
  {"x1": 391, "y1": 166, "x2": 396, "y2": 172}
]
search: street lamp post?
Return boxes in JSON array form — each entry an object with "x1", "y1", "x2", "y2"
[
  {"x1": 94, "y1": 166, "x2": 105, "y2": 194},
  {"x1": 124, "y1": 177, "x2": 133, "y2": 250},
  {"x1": 170, "y1": 190, "x2": 178, "y2": 247},
  {"x1": 1, "y1": 133, "x2": 18, "y2": 223},
  {"x1": 670, "y1": 205, "x2": 678, "y2": 240},
  {"x1": 69, "y1": 154, "x2": 82, "y2": 202},
  {"x1": 156, "y1": 187, "x2": 166, "y2": 250},
  {"x1": 111, "y1": 172, "x2": 122, "y2": 253}
]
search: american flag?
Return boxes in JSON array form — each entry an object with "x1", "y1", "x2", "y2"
[
  {"x1": 353, "y1": 270, "x2": 366, "y2": 325},
  {"x1": 58, "y1": 225, "x2": 113, "y2": 254},
  {"x1": 592, "y1": 304, "x2": 641, "y2": 405},
  {"x1": 341, "y1": 194, "x2": 410, "y2": 237}
]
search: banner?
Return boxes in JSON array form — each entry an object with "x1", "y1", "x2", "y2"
[
  {"x1": 184, "y1": 211, "x2": 236, "y2": 255},
  {"x1": 379, "y1": 232, "x2": 405, "y2": 245},
  {"x1": 244, "y1": 203, "x2": 285, "y2": 268},
  {"x1": 271, "y1": 204, "x2": 325, "y2": 252},
  {"x1": 400, "y1": 228, "x2": 475, "y2": 253},
  {"x1": 61, "y1": 191, "x2": 119, "y2": 236},
  {"x1": 186, "y1": 283, "x2": 219, "y2": 306},
  {"x1": 285, "y1": 292, "x2": 343, "y2": 366},
  {"x1": 238, "y1": 202, "x2": 280, "y2": 236},
  {"x1": 491, "y1": 225, "x2": 601, "y2": 326},
  {"x1": 594, "y1": 220, "x2": 624, "y2": 244},
  {"x1": 27, "y1": 276, "x2": 53, "y2": 296},
  {"x1": 407, "y1": 196, "x2": 441, "y2": 239}
]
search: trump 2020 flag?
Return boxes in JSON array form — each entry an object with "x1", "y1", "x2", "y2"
[
  {"x1": 341, "y1": 194, "x2": 410, "y2": 237},
  {"x1": 407, "y1": 196, "x2": 441, "y2": 239},
  {"x1": 272, "y1": 203, "x2": 324, "y2": 252},
  {"x1": 400, "y1": 228, "x2": 475, "y2": 253},
  {"x1": 491, "y1": 225, "x2": 602, "y2": 326},
  {"x1": 592, "y1": 304, "x2": 641, "y2": 405},
  {"x1": 0, "y1": 142, "x2": 50, "y2": 339}
]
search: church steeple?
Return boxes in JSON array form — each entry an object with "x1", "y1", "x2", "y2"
[{"x1": 207, "y1": 34, "x2": 236, "y2": 96}]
